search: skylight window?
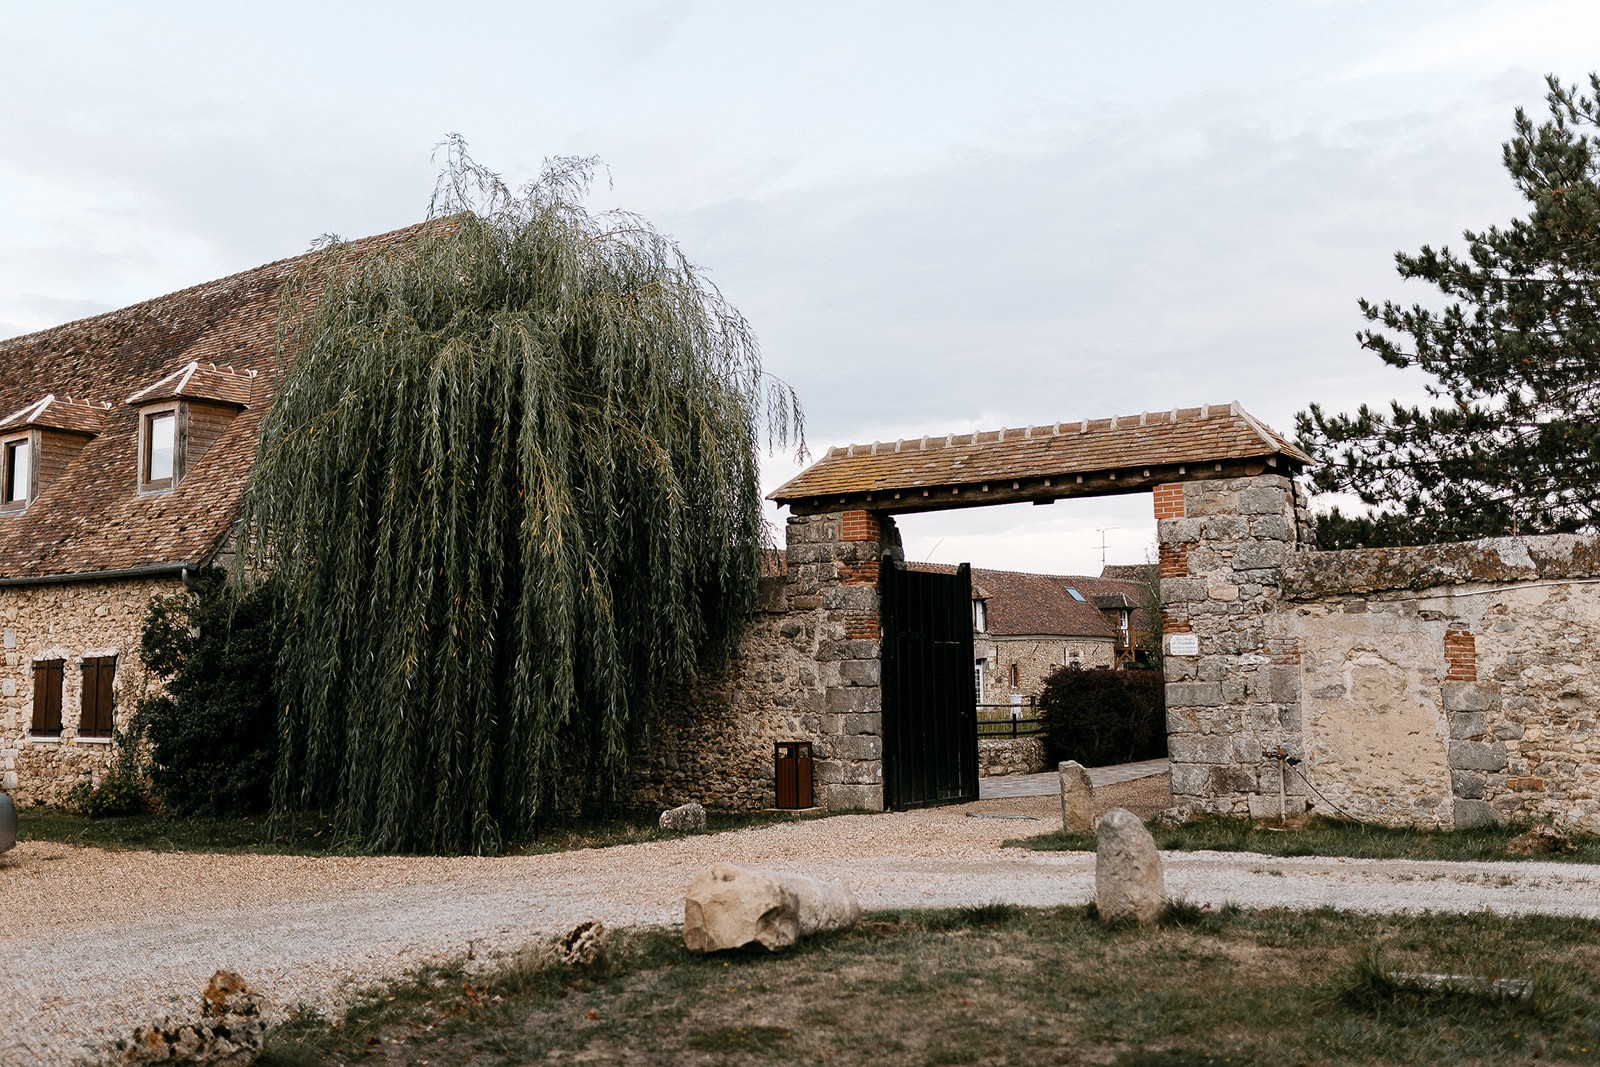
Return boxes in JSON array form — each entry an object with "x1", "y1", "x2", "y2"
[{"x1": 1065, "y1": 585, "x2": 1086, "y2": 602}]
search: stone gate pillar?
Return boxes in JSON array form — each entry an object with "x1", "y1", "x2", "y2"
[
  {"x1": 1158, "y1": 475, "x2": 1313, "y2": 818},
  {"x1": 784, "y1": 509, "x2": 885, "y2": 810}
]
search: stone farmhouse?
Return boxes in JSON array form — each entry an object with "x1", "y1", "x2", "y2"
[
  {"x1": 967, "y1": 567, "x2": 1154, "y2": 703},
  {"x1": 0, "y1": 224, "x2": 429, "y2": 805}
]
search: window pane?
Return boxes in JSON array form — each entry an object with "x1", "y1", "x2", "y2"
[
  {"x1": 4, "y1": 439, "x2": 28, "y2": 502},
  {"x1": 148, "y1": 414, "x2": 175, "y2": 482}
]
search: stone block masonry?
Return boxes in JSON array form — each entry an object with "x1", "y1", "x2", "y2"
[
  {"x1": 635, "y1": 510, "x2": 886, "y2": 813},
  {"x1": 977, "y1": 736, "x2": 1047, "y2": 777},
  {"x1": 1158, "y1": 474, "x2": 1311, "y2": 819}
]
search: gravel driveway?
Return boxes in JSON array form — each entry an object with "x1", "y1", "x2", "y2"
[{"x1": 9, "y1": 790, "x2": 1600, "y2": 1065}]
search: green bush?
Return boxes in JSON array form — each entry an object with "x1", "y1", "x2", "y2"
[
  {"x1": 135, "y1": 570, "x2": 281, "y2": 816},
  {"x1": 1037, "y1": 664, "x2": 1166, "y2": 768},
  {"x1": 63, "y1": 766, "x2": 145, "y2": 818}
]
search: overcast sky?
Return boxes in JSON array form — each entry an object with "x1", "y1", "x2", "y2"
[{"x1": 5, "y1": 1, "x2": 1597, "y2": 576}]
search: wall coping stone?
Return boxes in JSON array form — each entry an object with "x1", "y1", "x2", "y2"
[{"x1": 1281, "y1": 532, "x2": 1600, "y2": 600}]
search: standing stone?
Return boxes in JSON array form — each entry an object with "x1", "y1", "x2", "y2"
[
  {"x1": 683, "y1": 862, "x2": 860, "y2": 952},
  {"x1": 659, "y1": 801, "x2": 707, "y2": 832},
  {"x1": 1059, "y1": 760, "x2": 1095, "y2": 834},
  {"x1": 1095, "y1": 808, "x2": 1166, "y2": 924}
]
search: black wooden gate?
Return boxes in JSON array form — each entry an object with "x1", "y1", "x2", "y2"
[{"x1": 880, "y1": 558, "x2": 979, "y2": 809}]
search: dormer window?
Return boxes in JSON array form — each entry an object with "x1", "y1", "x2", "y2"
[
  {"x1": 127, "y1": 362, "x2": 256, "y2": 496},
  {"x1": 0, "y1": 395, "x2": 109, "y2": 512},
  {"x1": 2, "y1": 434, "x2": 31, "y2": 509},
  {"x1": 141, "y1": 408, "x2": 179, "y2": 492}
]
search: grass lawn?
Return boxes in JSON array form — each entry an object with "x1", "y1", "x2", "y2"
[
  {"x1": 16, "y1": 807, "x2": 820, "y2": 856},
  {"x1": 1012, "y1": 815, "x2": 1600, "y2": 864},
  {"x1": 260, "y1": 904, "x2": 1600, "y2": 1066}
]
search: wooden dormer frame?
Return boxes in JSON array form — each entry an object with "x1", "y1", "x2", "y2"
[
  {"x1": 1, "y1": 429, "x2": 36, "y2": 514},
  {"x1": 0, "y1": 394, "x2": 110, "y2": 512},
  {"x1": 126, "y1": 362, "x2": 255, "y2": 497},
  {"x1": 138, "y1": 403, "x2": 183, "y2": 495}
]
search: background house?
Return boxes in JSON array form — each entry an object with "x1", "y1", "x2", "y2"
[
  {"x1": 906, "y1": 562, "x2": 1156, "y2": 707},
  {"x1": 966, "y1": 566, "x2": 1155, "y2": 707}
]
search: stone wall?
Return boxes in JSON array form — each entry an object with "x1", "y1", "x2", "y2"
[
  {"x1": 1, "y1": 576, "x2": 174, "y2": 805},
  {"x1": 634, "y1": 509, "x2": 887, "y2": 813},
  {"x1": 636, "y1": 477, "x2": 1600, "y2": 831},
  {"x1": 1282, "y1": 534, "x2": 1600, "y2": 832},
  {"x1": 978, "y1": 736, "x2": 1048, "y2": 777}
]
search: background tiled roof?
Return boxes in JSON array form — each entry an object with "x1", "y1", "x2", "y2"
[
  {"x1": 0, "y1": 221, "x2": 435, "y2": 581},
  {"x1": 906, "y1": 563, "x2": 1152, "y2": 640},
  {"x1": 770, "y1": 402, "x2": 1309, "y2": 505}
]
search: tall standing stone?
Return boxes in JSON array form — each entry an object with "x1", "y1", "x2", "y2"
[
  {"x1": 1059, "y1": 760, "x2": 1095, "y2": 834},
  {"x1": 1095, "y1": 807, "x2": 1166, "y2": 924}
]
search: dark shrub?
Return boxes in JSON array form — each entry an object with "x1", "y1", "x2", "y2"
[
  {"x1": 65, "y1": 768, "x2": 145, "y2": 818},
  {"x1": 1038, "y1": 664, "x2": 1166, "y2": 768},
  {"x1": 136, "y1": 570, "x2": 281, "y2": 815}
]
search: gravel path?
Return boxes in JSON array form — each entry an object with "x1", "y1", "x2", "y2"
[{"x1": 8, "y1": 786, "x2": 1600, "y2": 1065}]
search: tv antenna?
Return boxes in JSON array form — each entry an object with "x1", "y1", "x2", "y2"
[{"x1": 1096, "y1": 528, "x2": 1111, "y2": 566}]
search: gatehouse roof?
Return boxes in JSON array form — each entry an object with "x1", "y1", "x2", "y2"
[{"x1": 770, "y1": 402, "x2": 1309, "y2": 515}]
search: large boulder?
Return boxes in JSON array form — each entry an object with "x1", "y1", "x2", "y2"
[
  {"x1": 1058, "y1": 760, "x2": 1095, "y2": 834},
  {"x1": 660, "y1": 801, "x2": 707, "y2": 832},
  {"x1": 1095, "y1": 808, "x2": 1166, "y2": 925},
  {"x1": 683, "y1": 863, "x2": 860, "y2": 952}
]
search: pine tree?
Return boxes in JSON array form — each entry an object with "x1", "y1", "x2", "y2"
[
  {"x1": 238, "y1": 145, "x2": 800, "y2": 853},
  {"x1": 1297, "y1": 74, "x2": 1600, "y2": 547}
]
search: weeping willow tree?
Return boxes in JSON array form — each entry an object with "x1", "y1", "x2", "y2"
[{"x1": 238, "y1": 144, "x2": 801, "y2": 853}]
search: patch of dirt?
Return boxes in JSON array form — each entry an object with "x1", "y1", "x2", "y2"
[{"x1": 1095, "y1": 773, "x2": 1172, "y2": 820}]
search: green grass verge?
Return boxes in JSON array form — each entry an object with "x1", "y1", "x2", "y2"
[
  {"x1": 1010, "y1": 815, "x2": 1600, "y2": 863},
  {"x1": 16, "y1": 807, "x2": 824, "y2": 856},
  {"x1": 258, "y1": 905, "x2": 1600, "y2": 1066}
]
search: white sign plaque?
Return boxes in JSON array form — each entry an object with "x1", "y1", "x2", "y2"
[{"x1": 1168, "y1": 633, "x2": 1199, "y2": 657}]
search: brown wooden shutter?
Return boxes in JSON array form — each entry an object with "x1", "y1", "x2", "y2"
[
  {"x1": 81, "y1": 656, "x2": 116, "y2": 737},
  {"x1": 31, "y1": 660, "x2": 63, "y2": 735}
]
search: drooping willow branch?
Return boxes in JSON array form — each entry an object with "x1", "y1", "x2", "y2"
[{"x1": 238, "y1": 148, "x2": 802, "y2": 853}]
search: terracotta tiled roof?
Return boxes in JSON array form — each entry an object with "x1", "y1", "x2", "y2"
[
  {"x1": 125, "y1": 361, "x2": 258, "y2": 408},
  {"x1": 904, "y1": 563, "x2": 1151, "y2": 640},
  {"x1": 0, "y1": 395, "x2": 112, "y2": 437},
  {"x1": 770, "y1": 403, "x2": 1309, "y2": 512},
  {"x1": 0, "y1": 220, "x2": 440, "y2": 582}
]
